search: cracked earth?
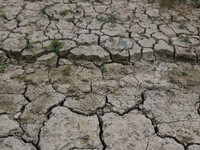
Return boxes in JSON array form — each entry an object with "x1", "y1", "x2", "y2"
[{"x1": 0, "y1": 0, "x2": 200, "y2": 149}]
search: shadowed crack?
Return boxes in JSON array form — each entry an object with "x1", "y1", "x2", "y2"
[
  {"x1": 23, "y1": 86, "x2": 31, "y2": 103},
  {"x1": 138, "y1": 91, "x2": 159, "y2": 134},
  {"x1": 104, "y1": 91, "x2": 147, "y2": 116},
  {"x1": 197, "y1": 95, "x2": 200, "y2": 115},
  {"x1": 35, "y1": 99, "x2": 66, "y2": 150},
  {"x1": 46, "y1": 99, "x2": 66, "y2": 119},
  {"x1": 21, "y1": 131, "x2": 41, "y2": 150},
  {"x1": 97, "y1": 116, "x2": 107, "y2": 150},
  {"x1": 145, "y1": 138, "x2": 150, "y2": 150},
  {"x1": 66, "y1": 107, "x2": 91, "y2": 117}
]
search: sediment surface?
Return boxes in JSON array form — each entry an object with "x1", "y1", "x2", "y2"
[{"x1": 0, "y1": 0, "x2": 200, "y2": 149}]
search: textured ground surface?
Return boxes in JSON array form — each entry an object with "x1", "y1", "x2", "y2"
[{"x1": 0, "y1": 0, "x2": 200, "y2": 149}]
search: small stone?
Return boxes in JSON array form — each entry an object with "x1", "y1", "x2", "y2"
[{"x1": 13, "y1": 112, "x2": 22, "y2": 119}]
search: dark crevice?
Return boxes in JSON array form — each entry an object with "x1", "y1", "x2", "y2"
[
  {"x1": 19, "y1": 104, "x2": 28, "y2": 114},
  {"x1": 0, "y1": 112, "x2": 7, "y2": 115},
  {"x1": 90, "y1": 82, "x2": 93, "y2": 93},
  {"x1": 141, "y1": 92, "x2": 146, "y2": 104},
  {"x1": 47, "y1": 68, "x2": 52, "y2": 84},
  {"x1": 145, "y1": 138, "x2": 150, "y2": 150},
  {"x1": 35, "y1": 123, "x2": 44, "y2": 150},
  {"x1": 109, "y1": 101, "x2": 140, "y2": 116},
  {"x1": 56, "y1": 57, "x2": 60, "y2": 68},
  {"x1": 137, "y1": 108, "x2": 159, "y2": 134},
  {"x1": 197, "y1": 108, "x2": 200, "y2": 115},
  {"x1": 50, "y1": 83, "x2": 66, "y2": 95},
  {"x1": 97, "y1": 116, "x2": 107, "y2": 150},
  {"x1": 98, "y1": 36, "x2": 101, "y2": 45},
  {"x1": 127, "y1": 50, "x2": 131, "y2": 62},
  {"x1": 173, "y1": 46, "x2": 176, "y2": 62},
  {"x1": 20, "y1": 136, "x2": 40, "y2": 150},
  {"x1": 128, "y1": 32, "x2": 131, "y2": 38},
  {"x1": 0, "y1": 135, "x2": 17, "y2": 139},
  {"x1": 120, "y1": 92, "x2": 146, "y2": 116},
  {"x1": 4, "y1": 51, "x2": 12, "y2": 59},
  {"x1": 89, "y1": 29, "x2": 91, "y2": 34},
  {"x1": 197, "y1": 95, "x2": 200, "y2": 115},
  {"x1": 34, "y1": 100, "x2": 67, "y2": 149},
  {"x1": 46, "y1": 99, "x2": 66, "y2": 119},
  {"x1": 103, "y1": 91, "x2": 147, "y2": 117},
  {"x1": 137, "y1": 91, "x2": 159, "y2": 134},
  {"x1": 23, "y1": 86, "x2": 31, "y2": 103},
  {"x1": 46, "y1": 99, "x2": 65, "y2": 116},
  {"x1": 194, "y1": 50, "x2": 199, "y2": 64},
  {"x1": 139, "y1": 47, "x2": 143, "y2": 61},
  {"x1": 152, "y1": 39, "x2": 158, "y2": 60},
  {"x1": 109, "y1": 58, "x2": 130, "y2": 65},
  {"x1": 67, "y1": 107, "x2": 91, "y2": 116}
]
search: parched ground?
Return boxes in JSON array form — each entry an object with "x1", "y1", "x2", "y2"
[{"x1": 0, "y1": 0, "x2": 200, "y2": 149}]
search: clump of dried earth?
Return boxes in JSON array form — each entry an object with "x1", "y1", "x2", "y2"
[{"x1": 0, "y1": 0, "x2": 200, "y2": 149}]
